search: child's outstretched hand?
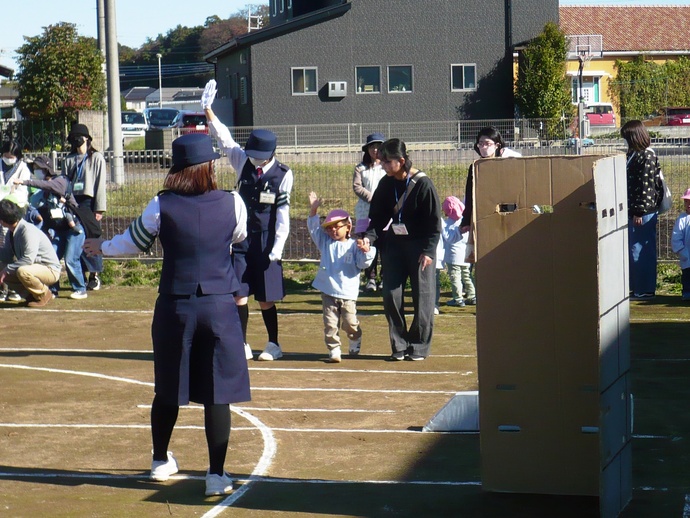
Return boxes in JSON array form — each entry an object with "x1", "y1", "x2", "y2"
[
  {"x1": 356, "y1": 238, "x2": 371, "y2": 253},
  {"x1": 308, "y1": 191, "x2": 322, "y2": 216}
]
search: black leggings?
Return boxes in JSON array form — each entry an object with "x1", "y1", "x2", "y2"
[{"x1": 151, "y1": 395, "x2": 231, "y2": 475}]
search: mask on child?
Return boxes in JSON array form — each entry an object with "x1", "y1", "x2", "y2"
[
  {"x1": 248, "y1": 157, "x2": 265, "y2": 168},
  {"x1": 2, "y1": 156, "x2": 17, "y2": 166},
  {"x1": 34, "y1": 169, "x2": 46, "y2": 181}
]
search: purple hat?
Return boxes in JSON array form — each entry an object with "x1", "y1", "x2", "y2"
[
  {"x1": 682, "y1": 188, "x2": 690, "y2": 200},
  {"x1": 321, "y1": 209, "x2": 351, "y2": 228}
]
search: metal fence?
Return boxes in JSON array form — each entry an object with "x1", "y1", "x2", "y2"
[{"x1": 13, "y1": 118, "x2": 690, "y2": 261}]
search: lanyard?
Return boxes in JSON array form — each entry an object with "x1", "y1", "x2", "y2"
[
  {"x1": 393, "y1": 174, "x2": 412, "y2": 223},
  {"x1": 75, "y1": 155, "x2": 88, "y2": 183}
]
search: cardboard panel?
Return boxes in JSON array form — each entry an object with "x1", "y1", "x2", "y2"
[
  {"x1": 475, "y1": 156, "x2": 630, "y2": 505},
  {"x1": 600, "y1": 374, "x2": 631, "y2": 465}
]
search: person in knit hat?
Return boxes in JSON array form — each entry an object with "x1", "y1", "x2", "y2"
[{"x1": 441, "y1": 195, "x2": 475, "y2": 307}]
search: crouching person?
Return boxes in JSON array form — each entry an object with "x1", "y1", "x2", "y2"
[{"x1": 0, "y1": 196, "x2": 60, "y2": 307}]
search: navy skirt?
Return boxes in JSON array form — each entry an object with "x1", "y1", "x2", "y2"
[
  {"x1": 233, "y1": 230, "x2": 285, "y2": 302},
  {"x1": 151, "y1": 292, "x2": 251, "y2": 406}
]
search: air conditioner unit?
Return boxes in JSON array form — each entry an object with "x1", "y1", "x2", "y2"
[{"x1": 328, "y1": 81, "x2": 347, "y2": 98}]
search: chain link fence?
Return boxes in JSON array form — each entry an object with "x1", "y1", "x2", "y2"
[{"x1": 10, "y1": 118, "x2": 690, "y2": 261}]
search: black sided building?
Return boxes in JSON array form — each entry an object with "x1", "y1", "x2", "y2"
[{"x1": 204, "y1": 0, "x2": 558, "y2": 127}]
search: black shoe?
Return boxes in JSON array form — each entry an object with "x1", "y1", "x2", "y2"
[{"x1": 87, "y1": 274, "x2": 101, "y2": 291}]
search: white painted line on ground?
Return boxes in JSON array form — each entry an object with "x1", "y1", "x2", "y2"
[
  {"x1": 137, "y1": 405, "x2": 396, "y2": 413},
  {"x1": 0, "y1": 363, "x2": 275, "y2": 516},
  {"x1": 0, "y1": 348, "x2": 476, "y2": 361},
  {"x1": 250, "y1": 367, "x2": 468, "y2": 375},
  {"x1": 0, "y1": 470, "x2": 482, "y2": 486},
  {"x1": 0, "y1": 423, "x2": 468, "y2": 434},
  {"x1": 251, "y1": 387, "x2": 457, "y2": 394}
]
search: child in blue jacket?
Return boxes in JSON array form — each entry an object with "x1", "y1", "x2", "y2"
[{"x1": 308, "y1": 191, "x2": 375, "y2": 362}]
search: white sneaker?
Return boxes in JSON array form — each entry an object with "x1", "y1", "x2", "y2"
[
  {"x1": 150, "y1": 451, "x2": 178, "y2": 481},
  {"x1": 258, "y1": 341, "x2": 283, "y2": 361},
  {"x1": 244, "y1": 343, "x2": 253, "y2": 360},
  {"x1": 348, "y1": 338, "x2": 361, "y2": 356},
  {"x1": 205, "y1": 471, "x2": 234, "y2": 496},
  {"x1": 69, "y1": 290, "x2": 88, "y2": 300},
  {"x1": 6, "y1": 291, "x2": 22, "y2": 302},
  {"x1": 327, "y1": 347, "x2": 342, "y2": 363}
]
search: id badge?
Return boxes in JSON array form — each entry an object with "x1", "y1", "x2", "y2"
[
  {"x1": 259, "y1": 191, "x2": 276, "y2": 204},
  {"x1": 392, "y1": 223, "x2": 409, "y2": 235},
  {"x1": 73, "y1": 182, "x2": 85, "y2": 192},
  {"x1": 50, "y1": 208, "x2": 64, "y2": 219}
]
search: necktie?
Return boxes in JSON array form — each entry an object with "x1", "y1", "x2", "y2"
[{"x1": 256, "y1": 167, "x2": 263, "y2": 177}]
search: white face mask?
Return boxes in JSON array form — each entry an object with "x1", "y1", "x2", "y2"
[
  {"x1": 248, "y1": 157, "x2": 265, "y2": 168},
  {"x1": 34, "y1": 170, "x2": 46, "y2": 181},
  {"x1": 2, "y1": 156, "x2": 17, "y2": 166}
]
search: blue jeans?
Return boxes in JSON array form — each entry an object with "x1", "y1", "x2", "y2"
[
  {"x1": 53, "y1": 226, "x2": 86, "y2": 292},
  {"x1": 628, "y1": 213, "x2": 657, "y2": 295}
]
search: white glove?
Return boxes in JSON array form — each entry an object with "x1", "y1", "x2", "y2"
[{"x1": 201, "y1": 79, "x2": 217, "y2": 110}]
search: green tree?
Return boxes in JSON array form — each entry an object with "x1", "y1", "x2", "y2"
[
  {"x1": 609, "y1": 56, "x2": 690, "y2": 120},
  {"x1": 515, "y1": 22, "x2": 573, "y2": 129},
  {"x1": 15, "y1": 23, "x2": 105, "y2": 122}
]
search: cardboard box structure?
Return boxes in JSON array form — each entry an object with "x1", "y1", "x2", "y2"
[{"x1": 473, "y1": 156, "x2": 631, "y2": 517}]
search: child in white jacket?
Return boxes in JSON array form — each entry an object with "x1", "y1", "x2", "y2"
[
  {"x1": 442, "y1": 196, "x2": 476, "y2": 307},
  {"x1": 671, "y1": 188, "x2": 690, "y2": 300},
  {"x1": 308, "y1": 192, "x2": 376, "y2": 362}
]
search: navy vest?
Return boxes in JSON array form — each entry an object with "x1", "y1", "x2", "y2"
[
  {"x1": 158, "y1": 190, "x2": 240, "y2": 295},
  {"x1": 237, "y1": 159, "x2": 289, "y2": 235}
]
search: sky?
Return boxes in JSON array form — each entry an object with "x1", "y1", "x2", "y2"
[{"x1": 0, "y1": 0, "x2": 266, "y2": 70}]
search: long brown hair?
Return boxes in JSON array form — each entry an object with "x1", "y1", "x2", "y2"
[
  {"x1": 163, "y1": 161, "x2": 217, "y2": 194},
  {"x1": 620, "y1": 120, "x2": 650, "y2": 152}
]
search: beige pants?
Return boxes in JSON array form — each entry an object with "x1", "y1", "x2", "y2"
[
  {"x1": 4, "y1": 264, "x2": 60, "y2": 300},
  {"x1": 321, "y1": 294, "x2": 362, "y2": 350}
]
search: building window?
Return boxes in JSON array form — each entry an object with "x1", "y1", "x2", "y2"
[
  {"x1": 240, "y1": 52, "x2": 247, "y2": 65},
  {"x1": 388, "y1": 65, "x2": 412, "y2": 93},
  {"x1": 451, "y1": 64, "x2": 476, "y2": 91},
  {"x1": 355, "y1": 66, "x2": 381, "y2": 94},
  {"x1": 240, "y1": 77, "x2": 248, "y2": 105},
  {"x1": 292, "y1": 67, "x2": 318, "y2": 95}
]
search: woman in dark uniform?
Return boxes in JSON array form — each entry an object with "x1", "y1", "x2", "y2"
[{"x1": 83, "y1": 133, "x2": 249, "y2": 496}]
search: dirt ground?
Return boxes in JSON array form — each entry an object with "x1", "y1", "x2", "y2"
[{"x1": 0, "y1": 285, "x2": 689, "y2": 517}]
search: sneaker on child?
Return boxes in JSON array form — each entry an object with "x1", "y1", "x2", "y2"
[
  {"x1": 348, "y1": 338, "x2": 361, "y2": 356},
  {"x1": 327, "y1": 346, "x2": 342, "y2": 363}
]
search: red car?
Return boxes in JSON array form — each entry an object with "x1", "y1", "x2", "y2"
[
  {"x1": 171, "y1": 111, "x2": 209, "y2": 134},
  {"x1": 665, "y1": 107, "x2": 690, "y2": 126},
  {"x1": 584, "y1": 103, "x2": 616, "y2": 127}
]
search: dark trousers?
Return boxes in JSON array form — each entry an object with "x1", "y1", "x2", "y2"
[
  {"x1": 380, "y1": 239, "x2": 435, "y2": 357},
  {"x1": 682, "y1": 268, "x2": 690, "y2": 297}
]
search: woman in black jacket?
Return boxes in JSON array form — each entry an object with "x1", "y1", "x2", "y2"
[{"x1": 365, "y1": 139, "x2": 442, "y2": 361}]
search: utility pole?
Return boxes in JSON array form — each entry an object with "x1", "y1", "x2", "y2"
[
  {"x1": 104, "y1": 0, "x2": 124, "y2": 184},
  {"x1": 96, "y1": 0, "x2": 109, "y2": 151}
]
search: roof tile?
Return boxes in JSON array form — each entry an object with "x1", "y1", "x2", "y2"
[{"x1": 560, "y1": 6, "x2": 690, "y2": 52}]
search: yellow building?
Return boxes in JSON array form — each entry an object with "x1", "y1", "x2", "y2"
[{"x1": 560, "y1": 5, "x2": 690, "y2": 125}]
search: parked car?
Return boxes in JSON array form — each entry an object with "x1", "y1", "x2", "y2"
[
  {"x1": 665, "y1": 107, "x2": 690, "y2": 126},
  {"x1": 171, "y1": 111, "x2": 209, "y2": 134},
  {"x1": 144, "y1": 108, "x2": 180, "y2": 130},
  {"x1": 121, "y1": 111, "x2": 147, "y2": 138},
  {"x1": 584, "y1": 103, "x2": 616, "y2": 127}
]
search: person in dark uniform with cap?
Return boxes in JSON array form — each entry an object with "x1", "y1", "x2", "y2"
[
  {"x1": 202, "y1": 79, "x2": 293, "y2": 362},
  {"x1": 83, "y1": 133, "x2": 250, "y2": 496}
]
